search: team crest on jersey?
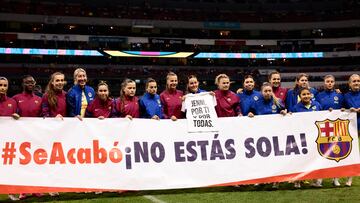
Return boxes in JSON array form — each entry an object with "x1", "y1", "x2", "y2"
[
  {"x1": 88, "y1": 92, "x2": 93, "y2": 97},
  {"x1": 271, "y1": 104, "x2": 277, "y2": 113},
  {"x1": 157, "y1": 99, "x2": 161, "y2": 104},
  {"x1": 227, "y1": 97, "x2": 231, "y2": 102},
  {"x1": 35, "y1": 100, "x2": 39, "y2": 104},
  {"x1": 315, "y1": 119, "x2": 353, "y2": 162},
  {"x1": 253, "y1": 96, "x2": 259, "y2": 101},
  {"x1": 7, "y1": 103, "x2": 12, "y2": 107},
  {"x1": 334, "y1": 96, "x2": 339, "y2": 101}
]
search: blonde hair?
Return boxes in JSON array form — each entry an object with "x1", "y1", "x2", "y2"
[
  {"x1": 166, "y1": 72, "x2": 178, "y2": 90},
  {"x1": 349, "y1": 74, "x2": 360, "y2": 83},
  {"x1": 215, "y1": 74, "x2": 229, "y2": 85},
  {"x1": 324, "y1": 74, "x2": 335, "y2": 81},
  {"x1": 73, "y1": 68, "x2": 87, "y2": 84}
]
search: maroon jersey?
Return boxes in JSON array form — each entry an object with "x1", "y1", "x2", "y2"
[
  {"x1": 13, "y1": 92, "x2": 42, "y2": 117},
  {"x1": 0, "y1": 96, "x2": 17, "y2": 116},
  {"x1": 214, "y1": 90, "x2": 241, "y2": 117},
  {"x1": 115, "y1": 96, "x2": 140, "y2": 118},
  {"x1": 86, "y1": 97, "x2": 114, "y2": 118},
  {"x1": 42, "y1": 91, "x2": 67, "y2": 117},
  {"x1": 160, "y1": 90, "x2": 184, "y2": 119},
  {"x1": 273, "y1": 86, "x2": 288, "y2": 103}
]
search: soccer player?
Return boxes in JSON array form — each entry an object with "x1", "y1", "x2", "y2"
[
  {"x1": 0, "y1": 77, "x2": 18, "y2": 118},
  {"x1": 292, "y1": 87, "x2": 322, "y2": 188},
  {"x1": 114, "y1": 78, "x2": 140, "y2": 119},
  {"x1": 248, "y1": 82, "x2": 286, "y2": 117},
  {"x1": 66, "y1": 68, "x2": 95, "y2": 119},
  {"x1": 160, "y1": 72, "x2": 184, "y2": 120},
  {"x1": 237, "y1": 75, "x2": 261, "y2": 116},
  {"x1": 293, "y1": 87, "x2": 322, "y2": 113},
  {"x1": 313, "y1": 74, "x2": 344, "y2": 187},
  {"x1": 42, "y1": 72, "x2": 67, "y2": 118},
  {"x1": 214, "y1": 74, "x2": 241, "y2": 117},
  {"x1": 268, "y1": 71, "x2": 287, "y2": 102},
  {"x1": 139, "y1": 78, "x2": 163, "y2": 119},
  {"x1": 0, "y1": 77, "x2": 20, "y2": 201},
  {"x1": 185, "y1": 75, "x2": 206, "y2": 94},
  {"x1": 343, "y1": 73, "x2": 360, "y2": 187},
  {"x1": 13, "y1": 76, "x2": 44, "y2": 198},
  {"x1": 13, "y1": 75, "x2": 42, "y2": 117},
  {"x1": 286, "y1": 73, "x2": 318, "y2": 112},
  {"x1": 316, "y1": 75, "x2": 344, "y2": 111},
  {"x1": 86, "y1": 81, "x2": 114, "y2": 119}
]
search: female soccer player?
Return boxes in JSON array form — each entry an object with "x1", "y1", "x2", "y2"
[
  {"x1": 293, "y1": 87, "x2": 322, "y2": 113},
  {"x1": 313, "y1": 74, "x2": 344, "y2": 187},
  {"x1": 160, "y1": 72, "x2": 184, "y2": 120},
  {"x1": 66, "y1": 68, "x2": 95, "y2": 119},
  {"x1": 238, "y1": 75, "x2": 261, "y2": 116},
  {"x1": 343, "y1": 73, "x2": 360, "y2": 187},
  {"x1": 86, "y1": 81, "x2": 114, "y2": 119},
  {"x1": 0, "y1": 77, "x2": 18, "y2": 118},
  {"x1": 185, "y1": 75, "x2": 206, "y2": 94},
  {"x1": 13, "y1": 75, "x2": 42, "y2": 117},
  {"x1": 214, "y1": 74, "x2": 241, "y2": 117},
  {"x1": 248, "y1": 82, "x2": 286, "y2": 117},
  {"x1": 114, "y1": 79, "x2": 140, "y2": 119},
  {"x1": 292, "y1": 87, "x2": 322, "y2": 188},
  {"x1": 268, "y1": 71, "x2": 287, "y2": 102},
  {"x1": 286, "y1": 73, "x2": 318, "y2": 112},
  {"x1": 42, "y1": 72, "x2": 67, "y2": 118},
  {"x1": 139, "y1": 78, "x2": 163, "y2": 119},
  {"x1": 316, "y1": 75, "x2": 344, "y2": 111},
  {"x1": 0, "y1": 77, "x2": 20, "y2": 201}
]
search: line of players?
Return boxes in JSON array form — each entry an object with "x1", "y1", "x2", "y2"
[{"x1": 0, "y1": 68, "x2": 359, "y2": 199}]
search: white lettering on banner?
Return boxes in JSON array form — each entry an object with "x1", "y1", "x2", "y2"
[
  {"x1": 184, "y1": 92, "x2": 218, "y2": 132},
  {"x1": 0, "y1": 110, "x2": 359, "y2": 193}
]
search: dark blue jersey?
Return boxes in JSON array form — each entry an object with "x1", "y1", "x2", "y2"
[
  {"x1": 139, "y1": 92, "x2": 164, "y2": 119},
  {"x1": 286, "y1": 87, "x2": 318, "y2": 112},
  {"x1": 315, "y1": 90, "x2": 344, "y2": 110},
  {"x1": 344, "y1": 90, "x2": 360, "y2": 130},
  {"x1": 293, "y1": 100, "x2": 322, "y2": 113},
  {"x1": 250, "y1": 96, "x2": 285, "y2": 115},
  {"x1": 238, "y1": 90, "x2": 261, "y2": 116}
]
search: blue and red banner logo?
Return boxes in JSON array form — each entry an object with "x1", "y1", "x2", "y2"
[{"x1": 315, "y1": 119, "x2": 353, "y2": 162}]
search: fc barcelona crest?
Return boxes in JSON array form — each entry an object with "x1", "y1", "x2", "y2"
[{"x1": 315, "y1": 119, "x2": 353, "y2": 162}]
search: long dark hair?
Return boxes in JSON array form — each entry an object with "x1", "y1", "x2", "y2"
[{"x1": 46, "y1": 72, "x2": 65, "y2": 110}]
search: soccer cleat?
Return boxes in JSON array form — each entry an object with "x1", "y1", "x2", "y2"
[
  {"x1": 18, "y1": 194, "x2": 27, "y2": 200},
  {"x1": 272, "y1": 183, "x2": 279, "y2": 189},
  {"x1": 32, "y1": 193, "x2": 44, "y2": 197},
  {"x1": 49, "y1": 192, "x2": 60, "y2": 196},
  {"x1": 8, "y1": 194, "x2": 20, "y2": 201},
  {"x1": 294, "y1": 182, "x2": 301, "y2": 188},
  {"x1": 310, "y1": 179, "x2": 323, "y2": 188},
  {"x1": 333, "y1": 178, "x2": 341, "y2": 187},
  {"x1": 345, "y1": 177, "x2": 353, "y2": 187}
]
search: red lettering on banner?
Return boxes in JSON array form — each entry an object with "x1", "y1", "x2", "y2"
[
  {"x1": 67, "y1": 148, "x2": 76, "y2": 164},
  {"x1": 77, "y1": 148, "x2": 91, "y2": 164},
  {"x1": 19, "y1": 142, "x2": 31, "y2": 165},
  {"x1": 93, "y1": 140, "x2": 107, "y2": 163},
  {"x1": 49, "y1": 143, "x2": 65, "y2": 164},
  {"x1": 34, "y1": 149, "x2": 47, "y2": 165}
]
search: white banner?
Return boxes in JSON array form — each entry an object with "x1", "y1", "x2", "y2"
[
  {"x1": 0, "y1": 110, "x2": 359, "y2": 193},
  {"x1": 184, "y1": 92, "x2": 218, "y2": 133}
]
